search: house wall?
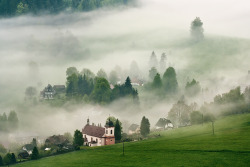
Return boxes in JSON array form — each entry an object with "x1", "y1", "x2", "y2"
[
  {"x1": 83, "y1": 134, "x2": 102, "y2": 147},
  {"x1": 105, "y1": 127, "x2": 114, "y2": 136},
  {"x1": 105, "y1": 137, "x2": 115, "y2": 145}
]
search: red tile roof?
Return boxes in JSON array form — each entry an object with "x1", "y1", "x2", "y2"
[{"x1": 82, "y1": 125, "x2": 105, "y2": 138}]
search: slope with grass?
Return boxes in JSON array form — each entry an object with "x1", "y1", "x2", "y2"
[{"x1": 15, "y1": 114, "x2": 250, "y2": 167}]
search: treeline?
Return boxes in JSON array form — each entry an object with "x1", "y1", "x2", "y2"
[
  {"x1": 0, "y1": 0, "x2": 133, "y2": 17},
  {"x1": 0, "y1": 111, "x2": 18, "y2": 132},
  {"x1": 66, "y1": 67, "x2": 138, "y2": 104},
  {"x1": 147, "y1": 51, "x2": 201, "y2": 98},
  {"x1": 168, "y1": 86, "x2": 250, "y2": 127}
]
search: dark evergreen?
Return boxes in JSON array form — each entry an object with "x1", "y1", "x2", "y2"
[
  {"x1": 73, "y1": 129, "x2": 84, "y2": 148},
  {"x1": 140, "y1": 116, "x2": 150, "y2": 137},
  {"x1": 162, "y1": 67, "x2": 178, "y2": 94},
  {"x1": 31, "y1": 147, "x2": 39, "y2": 160},
  {"x1": 115, "y1": 119, "x2": 122, "y2": 142},
  {"x1": 0, "y1": 155, "x2": 3, "y2": 166},
  {"x1": 10, "y1": 153, "x2": 16, "y2": 164}
]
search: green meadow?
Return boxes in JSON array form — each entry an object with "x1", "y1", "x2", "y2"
[{"x1": 14, "y1": 113, "x2": 250, "y2": 167}]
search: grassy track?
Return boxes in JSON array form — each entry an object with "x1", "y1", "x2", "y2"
[{"x1": 14, "y1": 114, "x2": 250, "y2": 167}]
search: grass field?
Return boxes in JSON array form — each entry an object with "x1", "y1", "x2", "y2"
[{"x1": 14, "y1": 114, "x2": 250, "y2": 167}]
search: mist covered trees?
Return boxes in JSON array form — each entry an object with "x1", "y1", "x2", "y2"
[
  {"x1": 91, "y1": 78, "x2": 111, "y2": 104},
  {"x1": 31, "y1": 147, "x2": 39, "y2": 160},
  {"x1": 140, "y1": 116, "x2": 150, "y2": 137},
  {"x1": 0, "y1": 111, "x2": 18, "y2": 132},
  {"x1": 191, "y1": 17, "x2": 204, "y2": 41},
  {"x1": 0, "y1": 0, "x2": 134, "y2": 17},
  {"x1": 185, "y1": 79, "x2": 201, "y2": 97},
  {"x1": 163, "y1": 67, "x2": 178, "y2": 94},
  {"x1": 168, "y1": 99, "x2": 191, "y2": 127}
]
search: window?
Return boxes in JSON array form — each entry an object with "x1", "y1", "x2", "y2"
[
  {"x1": 106, "y1": 130, "x2": 108, "y2": 134},
  {"x1": 111, "y1": 130, "x2": 112, "y2": 134}
]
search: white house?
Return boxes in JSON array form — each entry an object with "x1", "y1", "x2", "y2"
[
  {"x1": 82, "y1": 118, "x2": 115, "y2": 147},
  {"x1": 128, "y1": 124, "x2": 140, "y2": 135}
]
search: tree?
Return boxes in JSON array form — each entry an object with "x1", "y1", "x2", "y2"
[
  {"x1": 10, "y1": 153, "x2": 16, "y2": 164},
  {"x1": 152, "y1": 73, "x2": 162, "y2": 89},
  {"x1": 168, "y1": 100, "x2": 191, "y2": 127},
  {"x1": 0, "y1": 144, "x2": 7, "y2": 154},
  {"x1": 73, "y1": 129, "x2": 83, "y2": 148},
  {"x1": 90, "y1": 78, "x2": 111, "y2": 104},
  {"x1": 0, "y1": 155, "x2": 3, "y2": 166},
  {"x1": 66, "y1": 73, "x2": 78, "y2": 97},
  {"x1": 3, "y1": 153, "x2": 11, "y2": 165},
  {"x1": 97, "y1": 69, "x2": 108, "y2": 80},
  {"x1": 162, "y1": 67, "x2": 178, "y2": 94},
  {"x1": 129, "y1": 61, "x2": 140, "y2": 78},
  {"x1": 25, "y1": 86, "x2": 37, "y2": 99},
  {"x1": 185, "y1": 79, "x2": 201, "y2": 97},
  {"x1": 8, "y1": 110, "x2": 18, "y2": 130},
  {"x1": 149, "y1": 67, "x2": 158, "y2": 81},
  {"x1": 80, "y1": 68, "x2": 95, "y2": 79},
  {"x1": 115, "y1": 119, "x2": 122, "y2": 142},
  {"x1": 109, "y1": 70, "x2": 118, "y2": 85},
  {"x1": 149, "y1": 51, "x2": 158, "y2": 69},
  {"x1": 159, "y1": 53, "x2": 167, "y2": 73},
  {"x1": 31, "y1": 147, "x2": 39, "y2": 160},
  {"x1": 140, "y1": 116, "x2": 150, "y2": 137},
  {"x1": 106, "y1": 116, "x2": 122, "y2": 131},
  {"x1": 16, "y1": 2, "x2": 29, "y2": 15},
  {"x1": 66, "y1": 67, "x2": 78, "y2": 77},
  {"x1": 31, "y1": 138, "x2": 37, "y2": 147},
  {"x1": 64, "y1": 132, "x2": 73, "y2": 143},
  {"x1": 190, "y1": 111, "x2": 203, "y2": 125},
  {"x1": 190, "y1": 17, "x2": 204, "y2": 41}
]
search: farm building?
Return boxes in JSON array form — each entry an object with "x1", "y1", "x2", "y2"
[{"x1": 82, "y1": 118, "x2": 115, "y2": 147}]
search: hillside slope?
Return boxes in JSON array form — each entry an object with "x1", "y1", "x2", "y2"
[{"x1": 15, "y1": 114, "x2": 250, "y2": 167}]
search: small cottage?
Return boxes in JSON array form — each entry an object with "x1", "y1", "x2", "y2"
[
  {"x1": 82, "y1": 118, "x2": 115, "y2": 147},
  {"x1": 128, "y1": 124, "x2": 140, "y2": 135}
]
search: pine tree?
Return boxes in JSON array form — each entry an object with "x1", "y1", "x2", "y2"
[
  {"x1": 114, "y1": 119, "x2": 122, "y2": 142},
  {"x1": 10, "y1": 153, "x2": 16, "y2": 164},
  {"x1": 152, "y1": 73, "x2": 162, "y2": 89},
  {"x1": 162, "y1": 67, "x2": 178, "y2": 94},
  {"x1": 73, "y1": 129, "x2": 83, "y2": 149},
  {"x1": 31, "y1": 147, "x2": 39, "y2": 160},
  {"x1": 190, "y1": 17, "x2": 204, "y2": 41},
  {"x1": 0, "y1": 155, "x2": 3, "y2": 166},
  {"x1": 140, "y1": 116, "x2": 150, "y2": 137}
]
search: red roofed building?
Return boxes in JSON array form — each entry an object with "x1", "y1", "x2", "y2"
[{"x1": 82, "y1": 118, "x2": 115, "y2": 147}]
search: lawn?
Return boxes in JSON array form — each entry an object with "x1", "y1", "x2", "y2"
[{"x1": 14, "y1": 114, "x2": 250, "y2": 167}]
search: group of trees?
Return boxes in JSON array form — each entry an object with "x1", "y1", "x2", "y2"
[
  {"x1": 148, "y1": 51, "x2": 167, "y2": 75},
  {"x1": 147, "y1": 66, "x2": 178, "y2": 96},
  {"x1": 0, "y1": 111, "x2": 18, "y2": 132},
  {"x1": 66, "y1": 67, "x2": 138, "y2": 104},
  {"x1": 0, "y1": 153, "x2": 16, "y2": 166},
  {"x1": 185, "y1": 79, "x2": 201, "y2": 97},
  {"x1": 0, "y1": 0, "x2": 133, "y2": 17}
]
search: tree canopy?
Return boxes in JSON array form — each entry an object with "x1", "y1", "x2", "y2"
[
  {"x1": 191, "y1": 17, "x2": 204, "y2": 41},
  {"x1": 140, "y1": 116, "x2": 150, "y2": 137}
]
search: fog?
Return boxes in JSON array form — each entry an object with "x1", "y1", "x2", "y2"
[{"x1": 0, "y1": 0, "x2": 250, "y2": 147}]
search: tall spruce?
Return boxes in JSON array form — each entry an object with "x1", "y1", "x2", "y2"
[
  {"x1": 73, "y1": 129, "x2": 84, "y2": 148},
  {"x1": 140, "y1": 116, "x2": 150, "y2": 137},
  {"x1": 0, "y1": 155, "x2": 3, "y2": 166},
  {"x1": 115, "y1": 119, "x2": 122, "y2": 142},
  {"x1": 31, "y1": 147, "x2": 39, "y2": 160},
  {"x1": 162, "y1": 67, "x2": 178, "y2": 94}
]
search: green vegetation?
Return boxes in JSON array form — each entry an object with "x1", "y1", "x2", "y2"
[
  {"x1": 73, "y1": 130, "x2": 83, "y2": 149},
  {"x1": 31, "y1": 147, "x2": 39, "y2": 160},
  {"x1": 0, "y1": 0, "x2": 135, "y2": 17},
  {"x1": 140, "y1": 116, "x2": 150, "y2": 137},
  {"x1": 13, "y1": 114, "x2": 250, "y2": 167},
  {"x1": 0, "y1": 110, "x2": 18, "y2": 132}
]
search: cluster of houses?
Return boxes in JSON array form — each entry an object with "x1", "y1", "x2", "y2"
[
  {"x1": 40, "y1": 84, "x2": 65, "y2": 99},
  {"x1": 17, "y1": 117, "x2": 174, "y2": 158}
]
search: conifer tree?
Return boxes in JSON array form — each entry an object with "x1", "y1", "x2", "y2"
[
  {"x1": 31, "y1": 147, "x2": 39, "y2": 160},
  {"x1": 140, "y1": 116, "x2": 150, "y2": 137},
  {"x1": 0, "y1": 155, "x2": 3, "y2": 166},
  {"x1": 115, "y1": 119, "x2": 122, "y2": 142}
]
